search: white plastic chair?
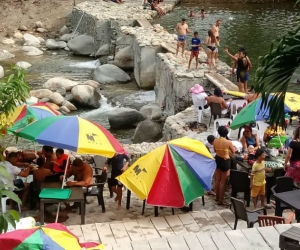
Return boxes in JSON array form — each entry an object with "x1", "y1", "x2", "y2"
[
  {"x1": 1, "y1": 196, "x2": 21, "y2": 213},
  {"x1": 230, "y1": 99, "x2": 248, "y2": 120},
  {"x1": 213, "y1": 118, "x2": 233, "y2": 138},
  {"x1": 256, "y1": 121, "x2": 270, "y2": 146},
  {"x1": 192, "y1": 93, "x2": 209, "y2": 123}
]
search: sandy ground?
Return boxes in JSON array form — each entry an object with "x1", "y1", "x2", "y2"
[{"x1": 0, "y1": 0, "x2": 85, "y2": 51}]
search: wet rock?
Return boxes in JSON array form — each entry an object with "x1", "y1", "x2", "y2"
[
  {"x1": 22, "y1": 46, "x2": 43, "y2": 56},
  {"x1": 43, "y1": 77, "x2": 79, "y2": 91},
  {"x1": 93, "y1": 64, "x2": 130, "y2": 84},
  {"x1": 37, "y1": 28, "x2": 47, "y2": 33},
  {"x1": 140, "y1": 102, "x2": 161, "y2": 119},
  {"x1": 18, "y1": 25, "x2": 28, "y2": 31},
  {"x1": 23, "y1": 33, "x2": 40, "y2": 47},
  {"x1": 95, "y1": 44, "x2": 109, "y2": 56},
  {"x1": 133, "y1": 119, "x2": 163, "y2": 143},
  {"x1": 67, "y1": 35, "x2": 94, "y2": 55},
  {"x1": 0, "y1": 50, "x2": 15, "y2": 60},
  {"x1": 0, "y1": 65, "x2": 4, "y2": 78},
  {"x1": 45, "y1": 39, "x2": 66, "y2": 49},
  {"x1": 49, "y1": 92, "x2": 64, "y2": 105},
  {"x1": 59, "y1": 26, "x2": 70, "y2": 36},
  {"x1": 71, "y1": 85, "x2": 101, "y2": 109},
  {"x1": 114, "y1": 46, "x2": 134, "y2": 69},
  {"x1": 13, "y1": 32, "x2": 23, "y2": 39},
  {"x1": 16, "y1": 61, "x2": 32, "y2": 69},
  {"x1": 108, "y1": 108, "x2": 146, "y2": 129},
  {"x1": 30, "y1": 89, "x2": 53, "y2": 99}
]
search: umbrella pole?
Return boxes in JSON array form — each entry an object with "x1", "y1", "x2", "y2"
[{"x1": 55, "y1": 155, "x2": 70, "y2": 223}]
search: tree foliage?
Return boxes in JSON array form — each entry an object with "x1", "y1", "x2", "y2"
[
  {"x1": 255, "y1": 1, "x2": 300, "y2": 126},
  {"x1": 0, "y1": 66, "x2": 29, "y2": 233}
]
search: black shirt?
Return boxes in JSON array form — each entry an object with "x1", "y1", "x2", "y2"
[
  {"x1": 107, "y1": 154, "x2": 130, "y2": 175},
  {"x1": 289, "y1": 140, "x2": 300, "y2": 161}
]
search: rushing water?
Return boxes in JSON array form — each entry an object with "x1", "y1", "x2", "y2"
[{"x1": 153, "y1": 2, "x2": 300, "y2": 91}]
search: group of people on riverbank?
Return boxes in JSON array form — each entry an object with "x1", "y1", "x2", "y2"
[{"x1": 175, "y1": 17, "x2": 252, "y2": 93}]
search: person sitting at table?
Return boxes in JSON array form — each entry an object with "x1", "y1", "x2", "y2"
[
  {"x1": 52, "y1": 148, "x2": 69, "y2": 175},
  {"x1": 240, "y1": 125, "x2": 260, "y2": 151},
  {"x1": 205, "y1": 87, "x2": 232, "y2": 115},
  {"x1": 1, "y1": 152, "x2": 32, "y2": 210},
  {"x1": 263, "y1": 124, "x2": 285, "y2": 144},
  {"x1": 214, "y1": 126, "x2": 235, "y2": 206},
  {"x1": 61, "y1": 158, "x2": 93, "y2": 213},
  {"x1": 284, "y1": 126, "x2": 300, "y2": 187},
  {"x1": 41, "y1": 145, "x2": 57, "y2": 171},
  {"x1": 30, "y1": 157, "x2": 52, "y2": 209}
]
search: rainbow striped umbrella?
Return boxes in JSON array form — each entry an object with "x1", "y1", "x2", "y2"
[
  {"x1": 15, "y1": 116, "x2": 125, "y2": 158},
  {"x1": 2, "y1": 103, "x2": 60, "y2": 133},
  {"x1": 117, "y1": 138, "x2": 216, "y2": 207}
]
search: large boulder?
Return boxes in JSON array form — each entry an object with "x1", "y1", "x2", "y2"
[
  {"x1": 45, "y1": 39, "x2": 66, "y2": 50},
  {"x1": 114, "y1": 46, "x2": 134, "y2": 69},
  {"x1": 93, "y1": 64, "x2": 130, "y2": 84},
  {"x1": 71, "y1": 85, "x2": 101, "y2": 109},
  {"x1": 43, "y1": 77, "x2": 79, "y2": 91},
  {"x1": 133, "y1": 119, "x2": 163, "y2": 143},
  {"x1": 67, "y1": 35, "x2": 94, "y2": 55},
  {"x1": 140, "y1": 102, "x2": 162, "y2": 119},
  {"x1": 80, "y1": 80, "x2": 102, "y2": 90},
  {"x1": 30, "y1": 89, "x2": 53, "y2": 99},
  {"x1": 23, "y1": 33, "x2": 40, "y2": 47},
  {"x1": 108, "y1": 108, "x2": 145, "y2": 129}
]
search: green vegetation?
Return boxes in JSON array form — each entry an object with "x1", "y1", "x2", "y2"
[
  {"x1": 0, "y1": 66, "x2": 30, "y2": 233},
  {"x1": 255, "y1": 0, "x2": 300, "y2": 126}
]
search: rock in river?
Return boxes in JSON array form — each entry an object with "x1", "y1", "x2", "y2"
[
  {"x1": 43, "y1": 77, "x2": 78, "y2": 91},
  {"x1": 108, "y1": 108, "x2": 145, "y2": 129},
  {"x1": 133, "y1": 119, "x2": 163, "y2": 143},
  {"x1": 71, "y1": 85, "x2": 101, "y2": 109},
  {"x1": 67, "y1": 35, "x2": 94, "y2": 55},
  {"x1": 93, "y1": 64, "x2": 131, "y2": 84}
]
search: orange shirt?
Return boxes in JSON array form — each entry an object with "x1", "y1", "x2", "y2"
[{"x1": 53, "y1": 154, "x2": 69, "y2": 174}]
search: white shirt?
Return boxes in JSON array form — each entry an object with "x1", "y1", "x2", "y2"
[
  {"x1": 0, "y1": 161, "x2": 21, "y2": 186},
  {"x1": 204, "y1": 141, "x2": 216, "y2": 157}
]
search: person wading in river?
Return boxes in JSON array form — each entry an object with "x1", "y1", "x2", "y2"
[{"x1": 174, "y1": 18, "x2": 192, "y2": 57}]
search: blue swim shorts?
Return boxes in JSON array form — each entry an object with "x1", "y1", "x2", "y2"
[{"x1": 178, "y1": 35, "x2": 187, "y2": 42}]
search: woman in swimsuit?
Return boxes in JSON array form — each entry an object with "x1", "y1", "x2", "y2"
[
  {"x1": 213, "y1": 126, "x2": 235, "y2": 206},
  {"x1": 204, "y1": 30, "x2": 217, "y2": 71},
  {"x1": 225, "y1": 47, "x2": 252, "y2": 93},
  {"x1": 240, "y1": 125, "x2": 260, "y2": 150}
]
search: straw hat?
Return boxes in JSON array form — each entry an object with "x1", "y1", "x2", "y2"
[{"x1": 190, "y1": 84, "x2": 204, "y2": 94}]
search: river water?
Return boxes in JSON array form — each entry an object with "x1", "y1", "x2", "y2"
[
  {"x1": 153, "y1": 2, "x2": 300, "y2": 91},
  {"x1": 2, "y1": 2, "x2": 300, "y2": 148}
]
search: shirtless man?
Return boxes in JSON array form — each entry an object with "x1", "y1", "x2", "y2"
[
  {"x1": 61, "y1": 158, "x2": 93, "y2": 212},
  {"x1": 41, "y1": 145, "x2": 56, "y2": 171},
  {"x1": 212, "y1": 19, "x2": 222, "y2": 38},
  {"x1": 174, "y1": 18, "x2": 191, "y2": 57}
]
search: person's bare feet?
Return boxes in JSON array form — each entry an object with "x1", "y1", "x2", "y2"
[{"x1": 117, "y1": 204, "x2": 122, "y2": 210}]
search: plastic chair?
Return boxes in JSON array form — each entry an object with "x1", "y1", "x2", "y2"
[
  {"x1": 230, "y1": 99, "x2": 247, "y2": 120},
  {"x1": 213, "y1": 118, "x2": 232, "y2": 138},
  {"x1": 230, "y1": 197, "x2": 267, "y2": 229},
  {"x1": 258, "y1": 215, "x2": 286, "y2": 227},
  {"x1": 266, "y1": 168, "x2": 285, "y2": 204},
  {"x1": 192, "y1": 93, "x2": 209, "y2": 123},
  {"x1": 1, "y1": 196, "x2": 21, "y2": 213},
  {"x1": 209, "y1": 102, "x2": 223, "y2": 127},
  {"x1": 271, "y1": 176, "x2": 299, "y2": 217},
  {"x1": 256, "y1": 121, "x2": 270, "y2": 146},
  {"x1": 230, "y1": 170, "x2": 251, "y2": 207},
  {"x1": 83, "y1": 171, "x2": 107, "y2": 213}
]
